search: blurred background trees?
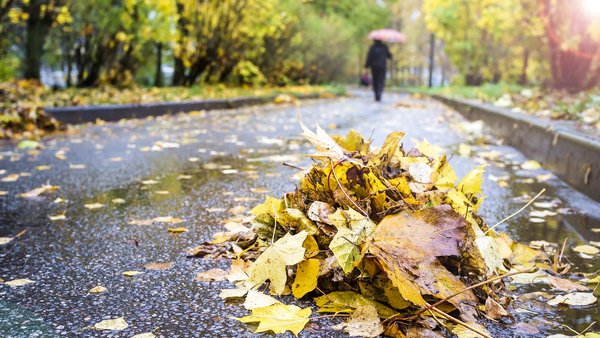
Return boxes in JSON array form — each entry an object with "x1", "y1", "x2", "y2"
[
  {"x1": 0, "y1": 0, "x2": 598, "y2": 93},
  {"x1": 0, "y1": 0, "x2": 389, "y2": 87}
]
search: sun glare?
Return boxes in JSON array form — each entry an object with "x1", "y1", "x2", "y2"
[{"x1": 582, "y1": 0, "x2": 600, "y2": 16}]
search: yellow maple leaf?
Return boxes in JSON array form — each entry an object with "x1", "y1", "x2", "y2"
[
  {"x1": 248, "y1": 231, "x2": 307, "y2": 295},
  {"x1": 237, "y1": 302, "x2": 311, "y2": 336},
  {"x1": 292, "y1": 259, "x2": 320, "y2": 298},
  {"x1": 458, "y1": 164, "x2": 486, "y2": 196}
]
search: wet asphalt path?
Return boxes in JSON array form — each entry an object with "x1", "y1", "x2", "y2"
[{"x1": 0, "y1": 90, "x2": 599, "y2": 337}]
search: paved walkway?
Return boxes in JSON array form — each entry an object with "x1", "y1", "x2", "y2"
[{"x1": 0, "y1": 90, "x2": 598, "y2": 337}]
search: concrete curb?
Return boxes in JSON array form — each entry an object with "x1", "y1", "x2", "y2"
[
  {"x1": 432, "y1": 94, "x2": 600, "y2": 203},
  {"x1": 45, "y1": 93, "x2": 323, "y2": 124}
]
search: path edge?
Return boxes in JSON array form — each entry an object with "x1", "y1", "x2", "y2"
[
  {"x1": 432, "y1": 94, "x2": 600, "y2": 203},
  {"x1": 45, "y1": 93, "x2": 327, "y2": 125}
]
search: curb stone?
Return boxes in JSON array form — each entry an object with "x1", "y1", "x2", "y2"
[
  {"x1": 432, "y1": 94, "x2": 600, "y2": 203},
  {"x1": 45, "y1": 93, "x2": 324, "y2": 124}
]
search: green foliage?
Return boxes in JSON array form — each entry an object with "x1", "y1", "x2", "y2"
[{"x1": 0, "y1": 52, "x2": 19, "y2": 80}]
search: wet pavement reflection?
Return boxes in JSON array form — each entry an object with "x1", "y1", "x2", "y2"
[{"x1": 0, "y1": 90, "x2": 599, "y2": 337}]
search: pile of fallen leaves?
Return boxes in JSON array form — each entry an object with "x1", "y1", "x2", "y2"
[
  {"x1": 189, "y1": 122, "x2": 586, "y2": 337},
  {"x1": 0, "y1": 80, "x2": 63, "y2": 139}
]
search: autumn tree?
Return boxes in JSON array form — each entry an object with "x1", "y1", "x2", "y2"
[
  {"x1": 541, "y1": 0, "x2": 600, "y2": 92},
  {"x1": 0, "y1": 0, "x2": 16, "y2": 55},
  {"x1": 13, "y1": 0, "x2": 70, "y2": 80},
  {"x1": 422, "y1": 0, "x2": 545, "y2": 85}
]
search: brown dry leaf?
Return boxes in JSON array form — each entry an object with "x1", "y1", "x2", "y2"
[
  {"x1": 547, "y1": 276, "x2": 590, "y2": 292},
  {"x1": 35, "y1": 165, "x2": 51, "y2": 171},
  {"x1": 143, "y1": 262, "x2": 174, "y2": 270},
  {"x1": 195, "y1": 269, "x2": 227, "y2": 282},
  {"x1": 159, "y1": 216, "x2": 187, "y2": 225},
  {"x1": 368, "y1": 205, "x2": 477, "y2": 316},
  {"x1": 226, "y1": 259, "x2": 250, "y2": 282},
  {"x1": 332, "y1": 304, "x2": 384, "y2": 337},
  {"x1": 485, "y1": 297, "x2": 509, "y2": 320}
]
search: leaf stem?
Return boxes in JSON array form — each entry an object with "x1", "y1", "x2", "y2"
[
  {"x1": 429, "y1": 306, "x2": 492, "y2": 338},
  {"x1": 484, "y1": 188, "x2": 545, "y2": 235}
]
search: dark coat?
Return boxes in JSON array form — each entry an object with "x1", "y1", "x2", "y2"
[{"x1": 365, "y1": 41, "x2": 392, "y2": 69}]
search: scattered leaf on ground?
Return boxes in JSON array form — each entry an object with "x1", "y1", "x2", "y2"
[
  {"x1": 5, "y1": 278, "x2": 34, "y2": 287},
  {"x1": 122, "y1": 271, "x2": 143, "y2": 277},
  {"x1": 521, "y1": 160, "x2": 542, "y2": 170},
  {"x1": 237, "y1": 303, "x2": 311, "y2": 336},
  {"x1": 143, "y1": 262, "x2": 173, "y2": 270},
  {"x1": 167, "y1": 227, "x2": 188, "y2": 233},
  {"x1": 93, "y1": 317, "x2": 128, "y2": 331},
  {"x1": 219, "y1": 288, "x2": 248, "y2": 299},
  {"x1": 89, "y1": 286, "x2": 108, "y2": 294},
  {"x1": 548, "y1": 292, "x2": 597, "y2": 307},
  {"x1": 19, "y1": 184, "x2": 59, "y2": 198},
  {"x1": 0, "y1": 237, "x2": 14, "y2": 245},
  {"x1": 48, "y1": 213, "x2": 66, "y2": 221},
  {"x1": 243, "y1": 290, "x2": 279, "y2": 309},
  {"x1": 195, "y1": 269, "x2": 227, "y2": 282},
  {"x1": 331, "y1": 304, "x2": 384, "y2": 337},
  {"x1": 573, "y1": 245, "x2": 599, "y2": 256},
  {"x1": 548, "y1": 276, "x2": 590, "y2": 292},
  {"x1": 1, "y1": 174, "x2": 19, "y2": 182},
  {"x1": 84, "y1": 203, "x2": 104, "y2": 210}
]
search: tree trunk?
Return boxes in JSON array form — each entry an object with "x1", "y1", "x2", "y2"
[
  {"x1": 66, "y1": 52, "x2": 72, "y2": 87},
  {"x1": 172, "y1": 58, "x2": 186, "y2": 86},
  {"x1": 23, "y1": 4, "x2": 47, "y2": 80},
  {"x1": 519, "y1": 49, "x2": 529, "y2": 85},
  {"x1": 154, "y1": 43, "x2": 163, "y2": 87}
]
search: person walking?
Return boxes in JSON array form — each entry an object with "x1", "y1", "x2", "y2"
[{"x1": 365, "y1": 39, "x2": 392, "y2": 102}]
